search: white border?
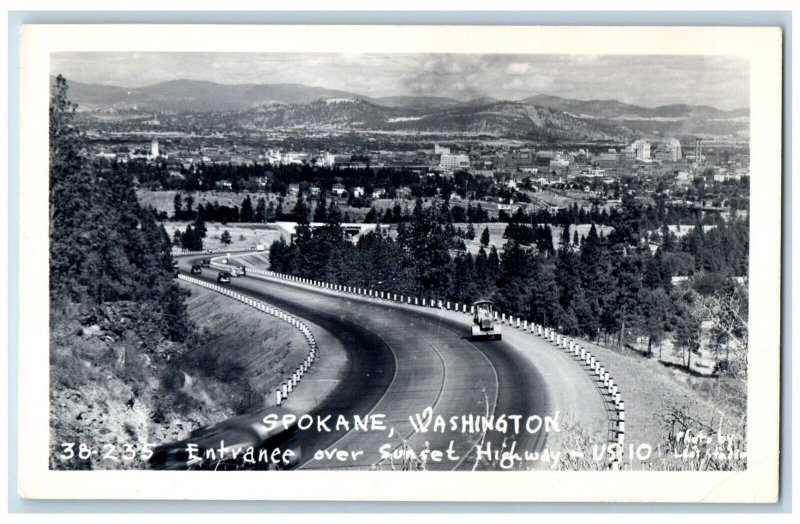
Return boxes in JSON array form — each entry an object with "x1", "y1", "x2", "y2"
[{"x1": 17, "y1": 24, "x2": 783, "y2": 502}]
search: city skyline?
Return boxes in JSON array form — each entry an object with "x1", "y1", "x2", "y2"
[{"x1": 51, "y1": 52, "x2": 750, "y2": 110}]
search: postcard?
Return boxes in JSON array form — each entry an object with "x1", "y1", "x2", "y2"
[{"x1": 16, "y1": 23, "x2": 782, "y2": 502}]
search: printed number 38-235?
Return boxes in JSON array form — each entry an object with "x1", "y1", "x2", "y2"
[{"x1": 59, "y1": 442, "x2": 153, "y2": 462}]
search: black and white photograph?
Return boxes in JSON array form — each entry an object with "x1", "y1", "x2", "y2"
[{"x1": 15, "y1": 23, "x2": 783, "y2": 502}]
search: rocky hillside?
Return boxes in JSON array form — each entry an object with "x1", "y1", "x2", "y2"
[
  {"x1": 386, "y1": 101, "x2": 632, "y2": 141},
  {"x1": 49, "y1": 301, "x2": 234, "y2": 470}
]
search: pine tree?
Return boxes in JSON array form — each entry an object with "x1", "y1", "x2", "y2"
[
  {"x1": 314, "y1": 196, "x2": 328, "y2": 223},
  {"x1": 466, "y1": 222, "x2": 476, "y2": 240},
  {"x1": 255, "y1": 197, "x2": 267, "y2": 223},
  {"x1": 480, "y1": 227, "x2": 490, "y2": 247},
  {"x1": 173, "y1": 193, "x2": 183, "y2": 219},
  {"x1": 240, "y1": 195, "x2": 254, "y2": 222},
  {"x1": 221, "y1": 230, "x2": 232, "y2": 246}
]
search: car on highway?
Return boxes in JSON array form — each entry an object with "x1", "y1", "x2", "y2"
[
  {"x1": 471, "y1": 300, "x2": 502, "y2": 340},
  {"x1": 200, "y1": 258, "x2": 211, "y2": 268},
  {"x1": 217, "y1": 271, "x2": 232, "y2": 283},
  {"x1": 149, "y1": 407, "x2": 303, "y2": 471},
  {"x1": 231, "y1": 266, "x2": 246, "y2": 277},
  {"x1": 190, "y1": 264, "x2": 202, "y2": 275}
]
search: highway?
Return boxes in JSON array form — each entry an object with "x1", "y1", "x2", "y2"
[{"x1": 175, "y1": 254, "x2": 607, "y2": 471}]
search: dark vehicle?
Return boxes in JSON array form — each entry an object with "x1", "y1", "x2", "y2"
[
  {"x1": 471, "y1": 300, "x2": 502, "y2": 340},
  {"x1": 149, "y1": 407, "x2": 302, "y2": 471},
  {"x1": 201, "y1": 258, "x2": 211, "y2": 268},
  {"x1": 191, "y1": 264, "x2": 203, "y2": 275},
  {"x1": 217, "y1": 271, "x2": 232, "y2": 283}
]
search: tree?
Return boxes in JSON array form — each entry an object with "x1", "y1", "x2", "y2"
[
  {"x1": 173, "y1": 193, "x2": 183, "y2": 219},
  {"x1": 193, "y1": 214, "x2": 207, "y2": 240},
  {"x1": 221, "y1": 230, "x2": 232, "y2": 246},
  {"x1": 466, "y1": 222, "x2": 476, "y2": 240},
  {"x1": 49, "y1": 75, "x2": 191, "y2": 339},
  {"x1": 639, "y1": 287, "x2": 672, "y2": 356},
  {"x1": 255, "y1": 197, "x2": 268, "y2": 223},
  {"x1": 673, "y1": 291, "x2": 702, "y2": 370},
  {"x1": 698, "y1": 289, "x2": 748, "y2": 378},
  {"x1": 240, "y1": 195, "x2": 254, "y2": 222},
  {"x1": 292, "y1": 197, "x2": 309, "y2": 223},
  {"x1": 314, "y1": 196, "x2": 328, "y2": 223},
  {"x1": 480, "y1": 227, "x2": 491, "y2": 247}
]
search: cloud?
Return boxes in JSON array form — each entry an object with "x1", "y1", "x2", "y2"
[
  {"x1": 505, "y1": 62, "x2": 532, "y2": 76},
  {"x1": 51, "y1": 52, "x2": 750, "y2": 110}
]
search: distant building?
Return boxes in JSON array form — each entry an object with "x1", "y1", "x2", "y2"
[
  {"x1": 675, "y1": 171, "x2": 691, "y2": 185},
  {"x1": 331, "y1": 183, "x2": 347, "y2": 197},
  {"x1": 150, "y1": 138, "x2": 160, "y2": 160},
  {"x1": 549, "y1": 152, "x2": 570, "y2": 169},
  {"x1": 434, "y1": 144, "x2": 451, "y2": 156},
  {"x1": 439, "y1": 154, "x2": 471, "y2": 170},
  {"x1": 666, "y1": 138, "x2": 682, "y2": 162},
  {"x1": 627, "y1": 139, "x2": 651, "y2": 161}
]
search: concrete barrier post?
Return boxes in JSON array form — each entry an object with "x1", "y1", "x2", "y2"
[
  {"x1": 281, "y1": 383, "x2": 288, "y2": 398},
  {"x1": 276, "y1": 390, "x2": 282, "y2": 406}
]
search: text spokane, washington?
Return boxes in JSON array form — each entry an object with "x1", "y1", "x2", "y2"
[{"x1": 262, "y1": 409, "x2": 562, "y2": 435}]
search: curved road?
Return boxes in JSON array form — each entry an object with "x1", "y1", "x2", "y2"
[{"x1": 176, "y1": 254, "x2": 606, "y2": 471}]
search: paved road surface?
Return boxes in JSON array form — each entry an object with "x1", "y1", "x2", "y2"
[{"x1": 176, "y1": 254, "x2": 606, "y2": 471}]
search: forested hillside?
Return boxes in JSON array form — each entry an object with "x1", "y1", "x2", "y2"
[{"x1": 48, "y1": 76, "x2": 254, "y2": 469}]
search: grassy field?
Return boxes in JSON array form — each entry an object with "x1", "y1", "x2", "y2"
[
  {"x1": 570, "y1": 334, "x2": 745, "y2": 470},
  {"x1": 165, "y1": 221, "x2": 293, "y2": 251}
]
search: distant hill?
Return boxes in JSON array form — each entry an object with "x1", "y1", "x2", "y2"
[
  {"x1": 520, "y1": 94, "x2": 749, "y2": 137},
  {"x1": 60, "y1": 77, "x2": 369, "y2": 112},
  {"x1": 372, "y1": 95, "x2": 459, "y2": 111},
  {"x1": 520, "y1": 94, "x2": 748, "y2": 120},
  {"x1": 56, "y1": 76, "x2": 747, "y2": 139},
  {"x1": 386, "y1": 101, "x2": 631, "y2": 142}
]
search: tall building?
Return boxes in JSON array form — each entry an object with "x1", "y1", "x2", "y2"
[
  {"x1": 150, "y1": 138, "x2": 160, "y2": 159},
  {"x1": 666, "y1": 138, "x2": 682, "y2": 162},
  {"x1": 434, "y1": 144, "x2": 451, "y2": 156},
  {"x1": 628, "y1": 140, "x2": 651, "y2": 161}
]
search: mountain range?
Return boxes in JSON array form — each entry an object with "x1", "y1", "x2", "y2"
[{"x1": 59, "y1": 77, "x2": 749, "y2": 140}]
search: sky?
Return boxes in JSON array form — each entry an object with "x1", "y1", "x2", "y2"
[{"x1": 51, "y1": 52, "x2": 750, "y2": 110}]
